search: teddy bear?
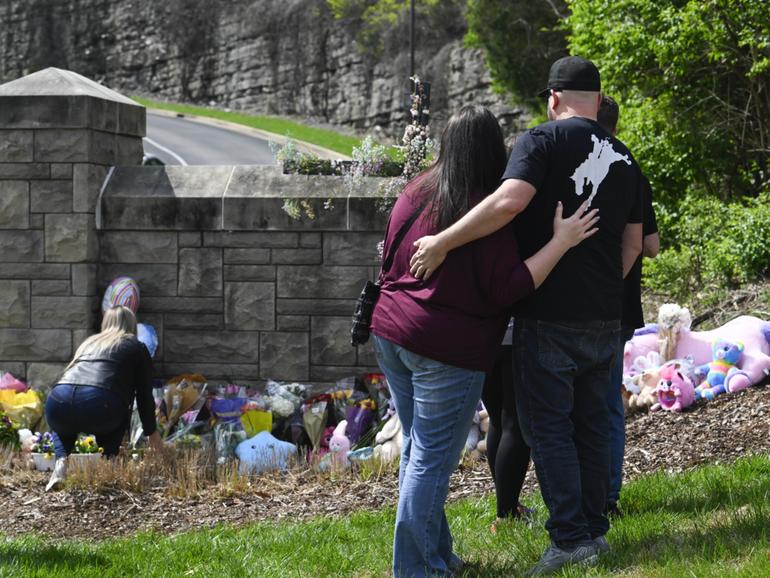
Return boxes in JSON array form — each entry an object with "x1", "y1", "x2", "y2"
[
  {"x1": 694, "y1": 339, "x2": 745, "y2": 401},
  {"x1": 373, "y1": 412, "x2": 402, "y2": 463},
  {"x1": 651, "y1": 363, "x2": 695, "y2": 412},
  {"x1": 476, "y1": 407, "x2": 490, "y2": 454},
  {"x1": 235, "y1": 431, "x2": 297, "y2": 475}
]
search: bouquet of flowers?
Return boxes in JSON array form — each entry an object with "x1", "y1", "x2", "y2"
[
  {"x1": 73, "y1": 435, "x2": 103, "y2": 454},
  {"x1": 30, "y1": 431, "x2": 55, "y2": 456},
  {"x1": 0, "y1": 410, "x2": 19, "y2": 449}
]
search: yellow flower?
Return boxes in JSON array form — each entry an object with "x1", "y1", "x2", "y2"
[{"x1": 98, "y1": 447, "x2": 104, "y2": 453}]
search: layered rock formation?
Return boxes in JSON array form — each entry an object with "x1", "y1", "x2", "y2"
[{"x1": 0, "y1": 0, "x2": 529, "y2": 138}]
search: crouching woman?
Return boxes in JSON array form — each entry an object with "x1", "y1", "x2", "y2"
[{"x1": 44, "y1": 305, "x2": 163, "y2": 490}]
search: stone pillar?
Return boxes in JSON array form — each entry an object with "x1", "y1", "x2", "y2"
[{"x1": 0, "y1": 68, "x2": 145, "y2": 389}]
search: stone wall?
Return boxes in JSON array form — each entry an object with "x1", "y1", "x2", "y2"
[
  {"x1": 96, "y1": 165, "x2": 386, "y2": 384},
  {"x1": 0, "y1": 68, "x2": 145, "y2": 390},
  {"x1": 0, "y1": 0, "x2": 530, "y2": 138}
]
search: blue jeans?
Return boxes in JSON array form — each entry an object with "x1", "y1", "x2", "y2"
[
  {"x1": 607, "y1": 327, "x2": 635, "y2": 507},
  {"x1": 45, "y1": 384, "x2": 130, "y2": 458},
  {"x1": 373, "y1": 335, "x2": 484, "y2": 578},
  {"x1": 512, "y1": 319, "x2": 619, "y2": 547}
]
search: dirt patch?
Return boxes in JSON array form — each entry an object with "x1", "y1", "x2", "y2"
[{"x1": 2, "y1": 383, "x2": 768, "y2": 541}]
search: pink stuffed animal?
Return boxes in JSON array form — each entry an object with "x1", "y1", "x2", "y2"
[
  {"x1": 328, "y1": 420, "x2": 351, "y2": 469},
  {"x1": 651, "y1": 362, "x2": 695, "y2": 412},
  {"x1": 624, "y1": 316, "x2": 770, "y2": 393}
]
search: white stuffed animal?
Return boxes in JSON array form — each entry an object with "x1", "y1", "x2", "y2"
[{"x1": 373, "y1": 413, "x2": 402, "y2": 463}]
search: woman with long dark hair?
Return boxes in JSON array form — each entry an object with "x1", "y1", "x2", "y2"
[{"x1": 370, "y1": 105, "x2": 598, "y2": 577}]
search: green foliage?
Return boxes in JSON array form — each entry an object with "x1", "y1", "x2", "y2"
[
  {"x1": 644, "y1": 193, "x2": 770, "y2": 301},
  {"x1": 465, "y1": 0, "x2": 569, "y2": 106},
  {"x1": 568, "y1": 0, "x2": 770, "y2": 204}
]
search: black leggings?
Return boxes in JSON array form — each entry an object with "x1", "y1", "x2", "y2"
[{"x1": 481, "y1": 345, "x2": 531, "y2": 518}]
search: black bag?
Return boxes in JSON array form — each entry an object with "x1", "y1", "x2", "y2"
[{"x1": 351, "y1": 202, "x2": 427, "y2": 346}]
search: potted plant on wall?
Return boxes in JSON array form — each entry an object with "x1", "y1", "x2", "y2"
[{"x1": 30, "y1": 431, "x2": 56, "y2": 471}]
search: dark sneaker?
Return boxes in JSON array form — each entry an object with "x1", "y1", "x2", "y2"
[
  {"x1": 594, "y1": 535, "x2": 610, "y2": 554},
  {"x1": 524, "y1": 542, "x2": 599, "y2": 576}
]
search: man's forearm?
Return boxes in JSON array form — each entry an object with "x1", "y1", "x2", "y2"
[{"x1": 434, "y1": 179, "x2": 535, "y2": 253}]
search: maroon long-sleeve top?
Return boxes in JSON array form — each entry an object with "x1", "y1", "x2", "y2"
[{"x1": 371, "y1": 178, "x2": 535, "y2": 372}]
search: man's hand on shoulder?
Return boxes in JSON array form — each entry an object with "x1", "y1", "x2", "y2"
[{"x1": 410, "y1": 235, "x2": 446, "y2": 280}]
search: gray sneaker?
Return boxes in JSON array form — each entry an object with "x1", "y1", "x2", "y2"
[
  {"x1": 45, "y1": 457, "x2": 68, "y2": 492},
  {"x1": 524, "y1": 542, "x2": 599, "y2": 576},
  {"x1": 594, "y1": 535, "x2": 610, "y2": 554}
]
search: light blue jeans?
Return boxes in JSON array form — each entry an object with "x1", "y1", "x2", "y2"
[{"x1": 373, "y1": 335, "x2": 485, "y2": 578}]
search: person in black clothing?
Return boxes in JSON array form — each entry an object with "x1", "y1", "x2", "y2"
[
  {"x1": 44, "y1": 305, "x2": 163, "y2": 490},
  {"x1": 481, "y1": 324, "x2": 533, "y2": 532},
  {"x1": 597, "y1": 95, "x2": 659, "y2": 517}
]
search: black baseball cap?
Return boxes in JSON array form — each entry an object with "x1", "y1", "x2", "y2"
[{"x1": 537, "y1": 56, "x2": 601, "y2": 97}]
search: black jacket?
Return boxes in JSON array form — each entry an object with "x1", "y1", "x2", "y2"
[{"x1": 56, "y1": 336, "x2": 157, "y2": 436}]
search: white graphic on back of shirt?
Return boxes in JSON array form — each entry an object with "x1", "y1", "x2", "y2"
[{"x1": 570, "y1": 134, "x2": 631, "y2": 206}]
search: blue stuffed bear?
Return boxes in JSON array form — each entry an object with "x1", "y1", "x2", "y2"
[{"x1": 694, "y1": 339, "x2": 744, "y2": 401}]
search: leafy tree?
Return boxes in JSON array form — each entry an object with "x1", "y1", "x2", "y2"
[
  {"x1": 465, "y1": 0, "x2": 569, "y2": 106},
  {"x1": 568, "y1": 0, "x2": 770, "y2": 204}
]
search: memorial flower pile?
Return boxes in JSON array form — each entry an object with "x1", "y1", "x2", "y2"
[
  {"x1": 74, "y1": 435, "x2": 103, "y2": 454},
  {"x1": 30, "y1": 431, "x2": 55, "y2": 457},
  {"x1": 0, "y1": 410, "x2": 19, "y2": 449}
]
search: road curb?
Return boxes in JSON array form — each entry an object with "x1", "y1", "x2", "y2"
[{"x1": 146, "y1": 108, "x2": 352, "y2": 161}]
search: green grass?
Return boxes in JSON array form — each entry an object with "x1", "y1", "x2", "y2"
[
  {"x1": 133, "y1": 97, "x2": 363, "y2": 157},
  {"x1": 2, "y1": 455, "x2": 769, "y2": 577}
]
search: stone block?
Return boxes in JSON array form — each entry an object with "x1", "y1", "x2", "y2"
[
  {"x1": 311, "y1": 316, "x2": 356, "y2": 365},
  {"x1": 45, "y1": 214, "x2": 97, "y2": 262},
  {"x1": 158, "y1": 363, "x2": 260, "y2": 382},
  {"x1": 277, "y1": 315, "x2": 309, "y2": 331},
  {"x1": 223, "y1": 265, "x2": 276, "y2": 282},
  {"x1": 310, "y1": 365, "x2": 379, "y2": 383},
  {"x1": 30, "y1": 180, "x2": 72, "y2": 213},
  {"x1": 31, "y1": 296, "x2": 96, "y2": 329},
  {"x1": 0, "y1": 362, "x2": 26, "y2": 379},
  {"x1": 271, "y1": 248, "x2": 322, "y2": 265},
  {"x1": 164, "y1": 314, "x2": 224, "y2": 331},
  {"x1": 72, "y1": 329, "x2": 91, "y2": 353},
  {"x1": 203, "y1": 231, "x2": 298, "y2": 248},
  {"x1": 0, "y1": 263, "x2": 70, "y2": 280},
  {"x1": 34, "y1": 129, "x2": 90, "y2": 162},
  {"x1": 31, "y1": 280, "x2": 70, "y2": 296},
  {"x1": 276, "y1": 299, "x2": 356, "y2": 316},
  {"x1": 100, "y1": 231, "x2": 178, "y2": 263},
  {"x1": 225, "y1": 282, "x2": 275, "y2": 331},
  {"x1": 299, "y1": 233, "x2": 322, "y2": 248},
  {"x1": 0, "y1": 329, "x2": 72, "y2": 361},
  {"x1": 277, "y1": 266, "x2": 370, "y2": 299},
  {"x1": 0, "y1": 163, "x2": 49, "y2": 179},
  {"x1": 0, "y1": 130, "x2": 33, "y2": 162},
  {"x1": 178, "y1": 232, "x2": 202, "y2": 248},
  {"x1": 0, "y1": 181, "x2": 29, "y2": 229},
  {"x1": 115, "y1": 135, "x2": 143, "y2": 166},
  {"x1": 141, "y1": 297, "x2": 223, "y2": 314},
  {"x1": 178, "y1": 248, "x2": 223, "y2": 296},
  {"x1": 50, "y1": 164, "x2": 73, "y2": 179},
  {"x1": 0, "y1": 281, "x2": 30, "y2": 327},
  {"x1": 71, "y1": 264, "x2": 97, "y2": 296},
  {"x1": 347, "y1": 197, "x2": 390, "y2": 231},
  {"x1": 165, "y1": 330, "x2": 259, "y2": 364},
  {"x1": 73, "y1": 163, "x2": 109, "y2": 213},
  {"x1": 99, "y1": 263, "x2": 177, "y2": 297},
  {"x1": 223, "y1": 248, "x2": 271, "y2": 264},
  {"x1": 29, "y1": 214, "x2": 44, "y2": 229},
  {"x1": 0, "y1": 230, "x2": 43, "y2": 262},
  {"x1": 26, "y1": 362, "x2": 66, "y2": 390},
  {"x1": 323, "y1": 232, "x2": 383, "y2": 266},
  {"x1": 260, "y1": 332, "x2": 308, "y2": 381},
  {"x1": 88, "y1": 131, "x2": 116, "y2": 165},
  {"x1": 357, "y1": 340, "x2": 379, "y2": 366}
]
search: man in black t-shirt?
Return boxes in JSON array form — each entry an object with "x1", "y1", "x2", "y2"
[
  {"x1": 409, "y1": 56, "x2": 643, "y2": 574},
  {"x1": 597, "y1": 95, "x2": 659, "y2": 518}
]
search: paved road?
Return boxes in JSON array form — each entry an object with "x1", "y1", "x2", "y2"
[{"x1": 143, "y1": 112, "x2": 276, "y2": 165}]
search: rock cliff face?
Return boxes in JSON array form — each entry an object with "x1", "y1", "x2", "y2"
[{"x1": 0, "y1": 0, "x2": 529, "y2": 138}]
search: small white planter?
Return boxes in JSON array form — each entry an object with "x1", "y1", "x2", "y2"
[
  {"x1": 69, "y1": 453, "x2": 102, "y2": 470},
  {"x1": 31, "y1": 453, "x2": 55, "y2": 471}
]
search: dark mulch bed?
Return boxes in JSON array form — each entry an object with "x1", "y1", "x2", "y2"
[{"x1": 2, "y1": 383, "x2": 768, "y2": 541}]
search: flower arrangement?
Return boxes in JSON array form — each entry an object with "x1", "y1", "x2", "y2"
[
  {"x1": 73, "y1": 435, "x2": 103, "y2": 455},
  {"x1": 30, "y1": 431, "x2": 55, "y2": 457},
  {"x1": 0, "y1": 410, "x2": 20, "y2": 449}
]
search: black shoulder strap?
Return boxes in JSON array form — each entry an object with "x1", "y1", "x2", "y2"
[{"x1": 381, "y1": 198, "x2": 429, "y2": 277}]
